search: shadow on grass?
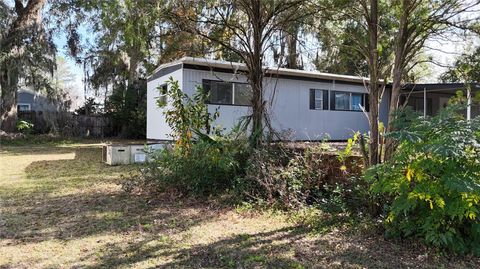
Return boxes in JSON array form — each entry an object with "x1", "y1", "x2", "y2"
[
  {"x1": 79, "y1": 223, "x2": 463, "y2": 269},
  {"x1": 79, "y1": 226, "x2": 310, "y2": 269},
  {"x1": 1, "y1": 189, "x2": 220, "y2": 245},
  {"x1": 81, "y1": 224, "x2": 480, "y2": 269},
  {"x1": 0, "y1": 147, "x2": 133, "y2": 200},
  {"x1": 1, "y1": 146, "x2": 221, "y2": 246}
]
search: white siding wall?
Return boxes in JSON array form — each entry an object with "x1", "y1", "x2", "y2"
[
  {"x1": 147, "y1": 67, "x2": 391, "y2": 141},
  {"x1": 264, "y1": 76, "x2": 371, "y2": 140},
  {"x1": 183, "y1": 69, "x2": 251, "y2": 134},
  {"x1": 146, "y1": 68, "x2": 183, "y2": 140}
]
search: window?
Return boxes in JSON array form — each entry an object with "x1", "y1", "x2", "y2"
[
  {"x1": 351, "y1": 93, "x2": 363, "y2": 111},
  {"x1": 157, "y1": 84, "x2": 168, "y2": 106},
  {"x1": 209, "y1": 81, "x2": 233, "y2": 105},
  {"x1": 17, "y1": 103, "x2": 31, "y2": 112},
  {"x1": 233, "y1": 83, "x2": 252, "y2": 105},
  {"x1": 203, "y1": 80, "x2": 252, "y2": 106},
  {"x1": 335, "y1": 92, "x2": 350, "y2": 110},
  {"x1": 309, "y1": 89, "x2": 328, "y2": 110},
  {"x1": 330, "y1": 91, "x2": 369, "y2": 112}
]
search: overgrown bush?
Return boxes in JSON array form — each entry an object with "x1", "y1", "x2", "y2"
[
  {"x1": 124, "y1": 78, "x2": 249, "y2": 196},
  {"x1": 16, "y1": 120, "x2": 34, "y2": 134},
  {"x1": 138, "y1": 136, "x2": 250, "y2": 196},
  {"x1": 240, "y1": 143, "x2": 368, "y2": 212},
  {"x1": 367, "y1": 106, "x2": 480, "y2": 254}
]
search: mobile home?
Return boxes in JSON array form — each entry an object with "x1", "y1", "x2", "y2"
[{"x1": 147, "y1": 57, "x2": 478, "y2": 141}]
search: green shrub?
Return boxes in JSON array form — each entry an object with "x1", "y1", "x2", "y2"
[
  {"x1": 156, "y1": 77, "x2": 218, "y2": 150},
  {"x1": 121, "y1": 77, "x2": 251, "y2": 197},
  {"x1": 16, "y1": 120, "x2": 34, "y2": 134},
  {"x1": 131, "y1": 135, "x2": 249, "y2": 196},
  {"x1": 367, "y1": 106, "x2": 480, "y2": 254}
]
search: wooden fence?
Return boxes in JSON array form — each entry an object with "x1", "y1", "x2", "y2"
[{"x1": 17, "y1": 111, "x2": 110, "y2": 137}]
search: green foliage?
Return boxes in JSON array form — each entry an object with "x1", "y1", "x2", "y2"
[
  {"x1": 123, "y1": 77, "x2": 248, "y2": 196},
  {"x1": 156, "y1": 77, "x2": 218, "y2": 151},
  {"x1": 15, "y1": 120, "x2": 34, "y2": 134},
  {"x1": 75, "y1": 97, "x2": 101, "y2": 115},
  {"x1": 441, "y1": 46, "x2": 480, "y2": 84},
  {"x1": 367, "y1": 105, "x2": 480, "y2": 254},
  {"x1": 142, "y1": 135, "x2": 250, "y2": 196},
  {"x1": 337, "y1": 132, "x2": 360, "y2": 171},
  {"x1": 105, "y1": 81, "x2": 147, "y2": 138}
]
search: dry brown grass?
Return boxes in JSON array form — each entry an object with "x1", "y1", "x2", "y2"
[{"x1": 0, "y1": 141, "x2": 478, "y2": 268}]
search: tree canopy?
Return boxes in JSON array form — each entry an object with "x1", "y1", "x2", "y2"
[{"x1": 0, "y1": 0, "x2": 479, "y2": 141}]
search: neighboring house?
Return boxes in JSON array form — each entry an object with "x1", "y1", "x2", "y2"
[
  {"x1": 146, "y1": 57, "x2": 479, "y2": 141},
  {"x1": 17, "y1": 89, "x2": 59, "y2": 113}
]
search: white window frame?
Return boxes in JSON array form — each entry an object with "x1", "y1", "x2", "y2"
[
  {"x1": 314, "y1": 89, "x2": 324, "y2": 110},
  {"x1": 206, "y1": 80, "x2": 251, "y2": 106},
  {"x1": 17, "y1": 103, "x2": 31, "y2": 112},
  {"x1": 332, "y1": 91, "x2": 365, "y2": 111},
  {"x1": 158, "y1": 84, "x2": 168, "y2": 105}
]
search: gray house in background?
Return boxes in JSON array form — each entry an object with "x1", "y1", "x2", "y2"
[{"x1": 17, "y1": 89, "x2": 59, "y2": 113}]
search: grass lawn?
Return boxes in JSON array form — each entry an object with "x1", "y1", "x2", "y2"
[{"x1": 0, "y1": 140, "x2": 478, "y2": 268}]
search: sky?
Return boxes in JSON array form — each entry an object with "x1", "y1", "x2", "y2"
[{"x1": 53, "y1": 25, "x2": 91, "y2": 109}]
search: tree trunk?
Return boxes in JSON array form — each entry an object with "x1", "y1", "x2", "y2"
[
  {"x1": 127, "y1": 48, "x2": 140, "y2": 88},
  {"x1": 383, "y1": 65, "x2": 403, "y2": 159},
  {"x1": 0, "y1": 78, "x2": 18, "y2": 132},
  {"x1": 1, "y1": 0, "x2": 46, "y2": 49},
  {"x1": 384, "y1": 1, "x2": 408, "y2": 160},
  {"x1": 368, "y1": 0, "x2": 380, "y2": 166},
  {"x1": 286, "y1": 26, "x2": 298, "y2": 69},
  {"x1": 0, "y1": 0, "x2": 47, "y2": 132},
  {"x1": 249, "y1": 0, "x2": 265, "y2": 147}
]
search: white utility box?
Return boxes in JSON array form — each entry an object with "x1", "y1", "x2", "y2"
[
  {"x1": 103, "y1": 142, "x2": 169, "y2": 165},
  {"x1": 130, "y1": 145, "x2": 147, "y2": 164},
  {"x1": 103, "y1": 144, "x2": 131, "y2": 165}
]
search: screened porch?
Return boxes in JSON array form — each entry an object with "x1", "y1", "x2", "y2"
[{"x1": 400, "y1": 83, "x2": 480, "y2": 119}]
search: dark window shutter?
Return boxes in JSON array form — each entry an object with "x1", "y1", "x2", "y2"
[
  {"x1": 364, "y1": 94, "x2": 370, "y2": 112},
  {"x1": 309, "y1": 89, "x2": 315, "y2": 109},
  {"x1": 202, "y1": 80, "x2": 211, "y2": 103},
  {"x1": 330, "y1": 91, "x2": 336, "y2": 110},
  {"x1": 323, "y1": 90, "x2": 329, "y2": 110}
]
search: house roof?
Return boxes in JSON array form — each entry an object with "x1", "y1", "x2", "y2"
[
  {"x1": 148, "y1": 57, "x2": 372, "y2": 85},
  {"x1": 148, "y1": 57, "x2": 480, "y2": 91},
  {"x1": 402, "y1": 83, "x2": 480, "y2": 92}
]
